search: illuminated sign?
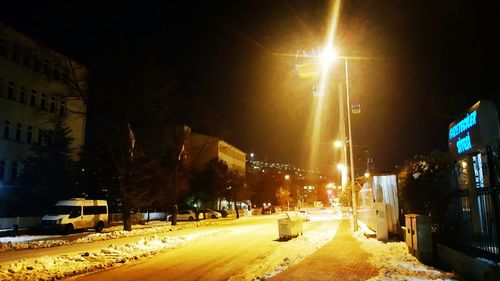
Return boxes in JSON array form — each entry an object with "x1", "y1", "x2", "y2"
[
  {"x1": 448, "y1": 101, "x2": 500, "y2": 158},
  {"x1": 449, "y1": 111, "x2": 477, "y2": 140},
  {"x1": 456, "y1": 132, "x2": 472, "y2": 154}
]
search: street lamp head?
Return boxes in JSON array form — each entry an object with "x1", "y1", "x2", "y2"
[
  {"x1": 284, "y1": 174, "x2": 290, "y2": 180},
  {"x1": 250, "y1": 153, "x2": 254, "y2": 158},
  {"x1": 334, "y1": 140, "x2": 343, "y2": 148},
  {"x1": 320, "y1": 47, "x2": 338, "y2": 67}
]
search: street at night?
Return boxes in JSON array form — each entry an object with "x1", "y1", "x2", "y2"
[{"x1": 0, "y1": 0, "x2": 499, "y2": 280}]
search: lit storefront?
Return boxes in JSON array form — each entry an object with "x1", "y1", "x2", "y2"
[{"x1": 448, "y1": 100, "x2": 500, "y2": 260}]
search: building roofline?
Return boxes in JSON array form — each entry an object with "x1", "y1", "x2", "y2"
[{"x1": 0, "y1": 22, "x2": 86, "y2": 69}]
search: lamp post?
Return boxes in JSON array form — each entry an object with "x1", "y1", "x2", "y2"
[
  {"x1": 284, "y1": 174, "x2": 291, "y2": 211},
  {"x1": 321, "y1": 49, "x2": 358, "y2": 231},
  {"x1": 334, "y1": 140, "x2": 348, "y2": 188},
  {"x1": 343, "y1": 57, "x2": 358, "y2": 232}
]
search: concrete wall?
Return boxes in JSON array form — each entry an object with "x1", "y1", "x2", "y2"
[{"x1": 436, "y1": 243, "x2": 500, "y2": 281}]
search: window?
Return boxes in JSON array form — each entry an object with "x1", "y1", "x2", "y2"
[
  {"x1": 15, "y1": 123, "x2": 21, "y2": 142},
  {"x1": 27, "y1": 126, "x2": 33, "y2": 144},
  {"x1": 42, "y1": 59, "x2": 49, "y2": 74},
  {"x1": 7, "y1": 81, "x2": 15, "y2": 100},
  {"x1": 3, "y1": 120, "x2": 10, "y2": 139},
  {"x1": 63, "y1": 68, "x2": 70, "y2": 82},
  {"x1": 0, "y1": 160, "x2": 5, "y2": 180},
  {"x1": 40, "y1": 93, "x2": 47, "y2": 110},
  {"x1": 23, "y1": 48, "x2": 32, "y2": 66},
  {"x1": 0, "y1": 39, "x2": 7, "y2": 57},
  {"x1": 83, "y1": 206, "x2": 107, "y2": 215},
  {"x1": 19, "y1": 86, "x2": 26, "y2": 104},
  {"x1": 11, "y1": 161, "x2": 18, "y2": 181},
  {"x1": 50, "y1": 96, "x2": 56, "y2": 113},
  {"x1": 30, "y1": 90, "x2": 37, "y2": 107},
  {"x1": 53, "y1": 64, "x2": 61, "y2": 80},
  {"x1": 37, "y1": 128, "x2": 43, "y2": 144},
  {"x1": 11, "y1": 45, "x2": 20, "y2": 62},
  {"x1": 59, "y1": 100, "x2": 66, "y2": 116},
  {"x1": 33, "y1": 55, "x2": 42, "y2": 72}
]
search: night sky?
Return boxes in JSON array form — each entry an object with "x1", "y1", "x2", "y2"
[{"x1": 1, "y1": 1, "x2": 499, "y2": 173}]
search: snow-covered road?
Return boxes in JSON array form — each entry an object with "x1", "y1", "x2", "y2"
[
  {"x1": 0, "y1": 210, "x2": 458, "y2": 281},
  {"x1": 74, "y1": 216, "x2": 339, "y2": 281}
]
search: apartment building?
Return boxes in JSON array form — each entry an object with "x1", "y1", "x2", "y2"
[
  {"x1": 0, "y1": 24, "x2": 86, "y2": 186},
  {"x1": 186, "y1": 132, "x2": 246, "y2": 175}
]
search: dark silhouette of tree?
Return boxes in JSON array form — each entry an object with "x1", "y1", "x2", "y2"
[
  {"x1": 276, "y1": 187, "x2": 290, "y2": 212},
  {"x1": 249, "y1": 172, "x2": 280, "y2": 207},
  {"x1": 189, "y1": 158, "x2": 231, "y2": 209},
  {"x1": 226, "y1": 170, "x2": 248, "y2": 219},
  {"x1": 397, "y1": 151, "x2": 458, "y2": 233},
  {"x1": 18, "y1": 117, "x2": 76, "y2": 214},
  {"x1": 83, "y1": 42, "x2": 231, "y2": 230}
]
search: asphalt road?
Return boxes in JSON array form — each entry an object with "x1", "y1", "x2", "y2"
[{"x1": 73, "y1": 215, "x2": 337, "y2": 281}]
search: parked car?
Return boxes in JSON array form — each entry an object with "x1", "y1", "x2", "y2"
[
  {"x1": 216, "y1": 209, "x2": 228, "y2": 218},
  {"x1": 200, "y1": 209, "x2": 222, "y2": 219},
  {"x1": 168, "y1": 210, "x2": 203, "y2": 221},
  {"x1": 298, "y1": 210, "x2": 310, "y2": 221},
  {"x1": 261, "y1": 206, "x2": 276, "y2": 214},
  {"x1": 40, "y1": 198, "x2": 108, "y2": 234}
]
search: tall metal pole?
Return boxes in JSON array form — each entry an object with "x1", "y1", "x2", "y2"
[{"x1": 345, "y1": 58, "x2": 358, "y2": 231}]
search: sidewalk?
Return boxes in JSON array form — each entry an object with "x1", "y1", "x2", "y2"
[{"x1": 269, "y1": 219, "x2": 378, "y2": 281}]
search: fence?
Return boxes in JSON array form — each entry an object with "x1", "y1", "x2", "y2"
[
  {"x1": 0, "y1": 216, "x2": 41, "y2": 230},
  {"x1": 0, "y1": 212, "x2": 169, "y2": 230},
  {"x1": 452, "y1": 185, "x2": 500, "y2": 262},
  {"x1": 108, "y1": 212, "x2": 168, "y2": 223}
]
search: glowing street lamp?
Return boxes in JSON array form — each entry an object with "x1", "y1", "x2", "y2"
[
  {"x1": 334, "y1": 140, "x2": 343, "y2": 148},
  {"x1": 284, "y1": 174, "x2": 291, "y2": 210},
  {"x1": 319, "y1": 47, "x2": 339, "y2": 68}
]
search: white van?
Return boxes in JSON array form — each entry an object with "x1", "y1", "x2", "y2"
[{"x1": 41, "y1": 198, "x2": 108, "y2": 234}]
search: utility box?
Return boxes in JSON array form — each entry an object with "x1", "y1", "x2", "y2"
[
  {"x1": 278, "y1": 212, "x2": 303, "y2": 240},
  {"x1": 405, "y1": 214, "x2": 433, "y2": 263},
  {"x1": 374, "y1": 202, "x2": 388, "y2": 241}
]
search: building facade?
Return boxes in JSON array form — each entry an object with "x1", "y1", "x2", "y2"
[
  {"x1": 0, "y1": 24, "x2": 86, "y2": 186},
  {"x1": 186, "y1": 132, "x2": 246, "y2": 175}
]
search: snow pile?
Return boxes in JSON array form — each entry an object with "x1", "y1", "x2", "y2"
[
  {"x1": 229, "y1": 221, "x2": 339, "y2": 281},
  {"x1": 0, "y1": 219, "x2": 226, "y2": 253},
  {"x1": 0, "y1": 239, "x2": 70, "y2": 253},
  {"x1": 353, "y1": 231, "x2": 457, "y2": 281},
  {"x1": 0, "y1": 231, "x2": 221, "y2": 281}
]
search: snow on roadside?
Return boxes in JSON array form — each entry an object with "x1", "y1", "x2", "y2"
[
  {"x1": 0, "y1": 230, "x2": 225, "y2": 281},
  {"x1": 353, "y1": 231, "x2": 457, "y2": 281},
  {"x1": 0, "y1": 219, "x2": 226, "y2": 253},
  {"x1": 229, "y1": 220, "x2": 340, "y2": 281}
]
